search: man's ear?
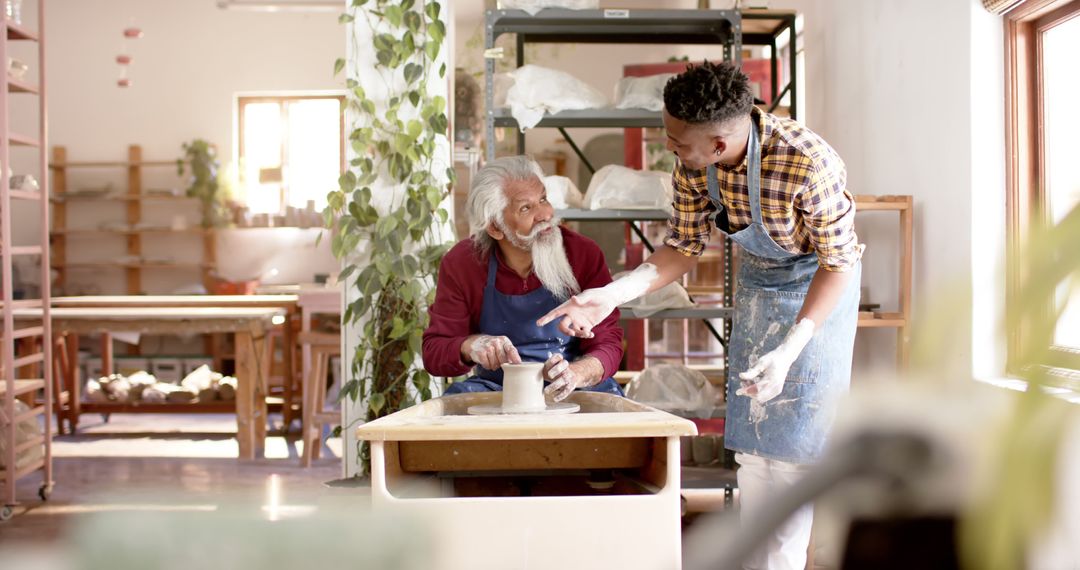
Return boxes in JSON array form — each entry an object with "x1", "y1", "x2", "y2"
[
  {"x1": 712, "y1": 136, "x2": 727, "y2": 157},
  {"x1": 486, "y1": 222, "x2": 504, "y2": 241}
]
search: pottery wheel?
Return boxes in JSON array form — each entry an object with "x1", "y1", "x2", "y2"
[{"x1": 467, "y1": 402, "x2": 580, "y2": 415}]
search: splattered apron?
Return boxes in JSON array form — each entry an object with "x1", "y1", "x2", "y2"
[
  {"x1": 444, "y1": 254, "x2": 624, "y2": 396},
  {"x1": 706, "y1": 123, "x2": 860, "y2": 464}
]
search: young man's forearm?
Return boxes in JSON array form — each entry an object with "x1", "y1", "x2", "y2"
[{"x1": 796, "y1": 266, "x2": 855, "y2": 328}]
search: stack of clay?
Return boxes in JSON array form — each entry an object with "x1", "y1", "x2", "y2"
[{"x1": 85, "y1": 365, "x2": 237, "y2": 404}]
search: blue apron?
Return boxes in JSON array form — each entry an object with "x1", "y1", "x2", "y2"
[
  {"x1": 444, "y1": 254, "x2": 624, "y2": 396},
  {"x1": 707, "y1": 121, "x2": 860, "y2": 464}
]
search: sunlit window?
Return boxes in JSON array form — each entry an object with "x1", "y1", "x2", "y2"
[
  {"x1": 238, "y1": 95, "x2": 344, "y2": 214},
  {"x1": 1042, "y1": 13, "x2": 1080, "y2": 351}
]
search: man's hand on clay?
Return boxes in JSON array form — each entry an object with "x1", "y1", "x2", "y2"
[
  {"x1": 461, "y1": 334, "x2": 522, "y2": 371},
  {"x1": 542, "y1": 353, "x2": 591, "y2": 402}
]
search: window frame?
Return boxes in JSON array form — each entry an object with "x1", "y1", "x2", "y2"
[
  {"x1": 1004, "y1": 0, "x2": 1080, "y2": 375},
  {"x1": 236, "y1": 94, "x2": 346, "y2": 214}
]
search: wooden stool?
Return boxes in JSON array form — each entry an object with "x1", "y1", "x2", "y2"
[{"x1": 299, "y1": 331, "x2": 340, "y2": 467}]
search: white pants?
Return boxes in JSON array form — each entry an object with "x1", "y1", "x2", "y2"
[{"x1": 736, "y1": 452, "x2": 814, "y2": 570}]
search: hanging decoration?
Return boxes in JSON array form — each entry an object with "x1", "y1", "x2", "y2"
[{"x1": 116, "y1": 24, "x2": 143, "y2": 88}]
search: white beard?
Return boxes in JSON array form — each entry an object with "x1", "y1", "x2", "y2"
[{"x1": 501, "y1": 221, "x2": 581, "y2": 302}]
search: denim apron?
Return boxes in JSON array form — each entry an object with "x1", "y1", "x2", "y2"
[
  {"x1": 444, "y1": 254, "x2": 624, "y2": 396},
  {"x1": 708, "y1": 123, "x2": 860, "y2": 464}
]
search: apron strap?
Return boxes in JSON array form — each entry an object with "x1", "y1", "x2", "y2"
[
  {"x1": 485, "y1": 252, "x2": 498, "y2": 290},
  {"x1": 746, "y1": 118, "x2": 764, "y2": 226}
]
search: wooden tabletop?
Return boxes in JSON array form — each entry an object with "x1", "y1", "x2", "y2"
[
  {"x1": 14, "y1": 306, "x2": 285, "y2": 335},
  {"x1": 50, "y1": 294, "x2": 299, "y2": 308},
  {"x1": 356, "y1": 392, "x2": 697, "y2": 442}
]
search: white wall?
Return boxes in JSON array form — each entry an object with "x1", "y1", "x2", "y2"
[{"x1": 16, "y1": 0, "x2": 343, "y2": 294}]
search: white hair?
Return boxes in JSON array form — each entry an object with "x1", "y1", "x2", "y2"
[{"x1": 466, "y1": 155, "x2": 545, "y2": 255}]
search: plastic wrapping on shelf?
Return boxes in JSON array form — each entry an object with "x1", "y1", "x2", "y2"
[
  {"x1": 0, "y1": 400, "x2": 43, "y2": 471},
  {"x1": 614, "y1": 74, "x2": 675, "y2": 112},
  {"x1": 626, "y1": 363, "x2": 721, "y2": 419},
  {"x1": 583, "y1": 164, "x2": 672, "y2": 212},
  {"x1": 543, "y1": 175, "x2": 584, "y2": 209},
  {"x1": 498, "y1": 0, "x2": 599, "y2": 16},
  {"x1": 505, "y1": 65, "x2": 607, "y2": 130},
  {"x1": 614, "y1": 270, "x2": 695, "y2": 317}
]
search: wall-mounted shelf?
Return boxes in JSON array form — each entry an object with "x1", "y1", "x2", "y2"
[
  {"x1": 557, "y1": 208, "x2": 669, "y2": 222},
  {"x1": 9, "y1": 132, "x2": 40, "y2": 147},
  {"x1": 7, "y1": 79, "x2": 39, "y2": 94},
  {"x1": 491, "y1": 108, "x2": 663, "y2": 129},
  {"x1": 50, "y1": 145, "x2": 217, "y2": 295},
  {"x1": 5, "y1": 22, "x2": 39, "y2": 41}
]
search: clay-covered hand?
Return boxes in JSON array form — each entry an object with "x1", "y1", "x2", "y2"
[
  {"x1": 537, "y1": 263, "x2": 658, "y2": 338},
  {"x1": 542, "y1": 353, "x2": 593, "y2": 402},
  {"x1": 461, "y1": 334, "x2": 522, "y2": 371},
  {"x1": 736, "y1": 318, "x2": 816, "y2": 403}
]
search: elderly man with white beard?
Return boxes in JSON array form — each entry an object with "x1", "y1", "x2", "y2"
[{"x1": 422, "y1": 156, "x2": 624, "y2": 399}]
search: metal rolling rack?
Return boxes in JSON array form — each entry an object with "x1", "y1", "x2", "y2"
[
  {"x1": 484, "y1": 8, "x2": 745, "y2": 372},
  {"x1": 1, "y1": 0, "x2": 54, "y2": 520}
]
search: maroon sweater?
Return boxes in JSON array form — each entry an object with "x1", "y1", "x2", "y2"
[{"x1": 422, "y1": 227, "x2": 623, "y2": 379}]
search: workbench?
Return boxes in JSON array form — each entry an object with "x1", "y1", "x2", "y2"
[
  {"x1": 16, "y1": 305, "x2": 284, "y2": 460},
  {"x1": 357, "y1": 392, "x2": 697, "y2": 570}
]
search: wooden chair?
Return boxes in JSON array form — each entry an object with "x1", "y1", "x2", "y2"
[{"x1": 299, "y1": 331, "x2": 340, "y2": 467}]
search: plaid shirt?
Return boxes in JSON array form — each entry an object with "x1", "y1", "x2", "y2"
[{"x1": 664, "y1": 108, "x2": 863, "y2": 272}]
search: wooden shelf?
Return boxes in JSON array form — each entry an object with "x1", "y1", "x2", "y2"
[
  {"x1": 49, "y1": 160, "x2": 181, "y2": 168},
  {"x1": 854, "y1": 195, "x2": 913, "y2": 211},
  {"x1": 7, "y1": 78, "x2": 39, "y2": 94},
  {"x1": 5, "y1": 22, "x2": 38, "y2": 41},
  {"x1": 54, "y1": 262, "x2": 215, "y2": 269},
  {"x1": 9, "y1": 132, "x2": 41, "y2": 147},
  {"x1": 51, "y1": 228, "x2": 208, "y2": 236},
  {"x1": 1, "y1": 245, "x2": 44, "y2": 256},
  {"x1": 0, "y1": 379, "x2": 45, "y2": 397},
  {"x1": 10, "y1": 189, "x2": 43, "y2": 200},
  {"x1": 51, "y1": 194, "x2": 193, "y2": 202},
  {"x1": 857, "y1": 312, "x2": 907, "y2": 328}
]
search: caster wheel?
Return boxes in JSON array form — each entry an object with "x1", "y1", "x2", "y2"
[
  {"x1": 39, "y1": 483, "x2": 52, "y2": 501},
  {"x1": 0, "y1": 505, "x2": 13, "y2": 522}
]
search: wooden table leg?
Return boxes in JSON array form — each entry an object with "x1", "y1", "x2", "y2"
[
  {"x1": 281, "y1": 310, "x2": 297, "y2": 430},
  {"x1": 235, "y1": 330, "x2": 257, "y2": 460},
  {"x1": 101, "y1": 332, "x2": 114, "y2": 375},
  {"x1": 68, "y1": 333, "x2": 81, "y2": 431},
  {"x1": 256, "y1": 332, "x2": 269, "y2": 445}
]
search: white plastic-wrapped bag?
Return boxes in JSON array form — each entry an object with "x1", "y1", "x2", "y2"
[
  {"x1": 583, "y1": 164, "x2": 673, "y2": 212},
  {"x1": 499, "y1": 0, "x2": 599, "y2": 16},
  {"x1": 614, "y1": 73, "x2": 675, "y2": 112},
  {"x1": 626, "y1": 364, "x2": 721, "y2": 419},
  {"x1": 614, "y1": 270, "x2": 694, "y2": 317},
  {"x1": 543, "y1": 175, "x2": 584, "y2": 209},
  {"x1": 505, "y1": 65, "x2": 607, "y2": 130}
]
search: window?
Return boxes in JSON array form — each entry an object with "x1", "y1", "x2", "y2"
[
  {"x1": 1005, "y1": 0, "x2": 1080, "y2": 374},
  {"x1": 237, "y1": 95, "x2": 345, "y2": 214}
]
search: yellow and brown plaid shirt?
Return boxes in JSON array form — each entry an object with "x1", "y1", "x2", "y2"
[{"x1": 664, "y1": 108, "x2": 863, "y2": 272}]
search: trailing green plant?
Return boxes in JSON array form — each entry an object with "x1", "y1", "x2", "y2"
[
  {"x1": 325, "y1": 0, "x2": 454, "y2": 467},
  {"x1": 177, "y1": 139, "x2": 229, "y2": 228}
]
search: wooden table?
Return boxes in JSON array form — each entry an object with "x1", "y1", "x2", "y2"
[{"x1": 16, "y1": 306, "x2": 285, "y2": 460}]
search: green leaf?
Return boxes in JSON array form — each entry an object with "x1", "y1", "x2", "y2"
[
  {"x1": 375, "y1": 215, "x2": 399, "y2": 238},
  {"x1": 424, "y1": 41, "x2": 440, "y2": 61},
  {"x1": 403, "y1": 10, "x2": 421, "y2": 32},
  {"x1": 429, "y1": 20, "x2": 446, "y2": 44},
  {"x1": 401, "y1": 0, "x2": 415, "y2": 11},
  {"x1": 425, "y1": 2, "x2": 440, "y2": 21},
  {"x1": 403, "y1": 63, "x2": 422, "y2": 84},
  {"x1": 339, "y1": 264, "x2": 357, "y2": 282},
  {"x1": 384, "y1": 5, "x2": 402, "y2": 27},
  {"x1": 432, "y1": 95, "x2": 446, "y2": 114},
  {"x1": 407, "y1": 119, "x2": 423, "y2": 139},
  {"x1": 368, "y1": 392, "x2": 386, "y2": 415},
  {"x1": 408, "y1": 91, "x2": 420, "y2": 107},
  {"x1": 333, "y1": 58, "x2": 346, "y2": 76},
  {"x1": 338, "y1": 13, "x2": 354, "y2": 24},
  {"x1": 436, "y1": 208, "x2": 448, "y2": 223},
  {"x1": 338, "y1": 170, "x2": 357, "y2": 193},
  {"x1": 361, "y1": 100, "x2": 375, "y2": 115},
  {"x1": 439, "y1": 63, "x2": 446, "y2": 78},
  {"x1": 351, "y1": 0, "x2": 368, "y2": 6}
]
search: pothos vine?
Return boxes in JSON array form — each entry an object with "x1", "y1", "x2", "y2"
[{"x1": 326, "y1": 0, "x2": 454, "y2": 463}]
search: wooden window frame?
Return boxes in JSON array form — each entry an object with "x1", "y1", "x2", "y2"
[
  {"x1": 236, "y1": 94, "x2": 346, "y2": 213},
  {"x1": 1004, "y1": 0, "x2": 1080, "y2": 374}
]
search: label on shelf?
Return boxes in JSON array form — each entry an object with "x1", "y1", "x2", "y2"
[{"x1": 603, "y1": 9, "x2": 630, "y2": 18}]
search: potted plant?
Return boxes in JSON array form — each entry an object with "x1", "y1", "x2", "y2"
[{"x1": 178, "y1": 139, "x2": 228, "y2": 228}]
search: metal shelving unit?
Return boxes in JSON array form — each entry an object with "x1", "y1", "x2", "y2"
[
  {"x1": 1, "y1": 0, "x2": 54, "y2": 520},
  {"x1": 486, "y1": 9, "x2": 744, "y2": 372}
]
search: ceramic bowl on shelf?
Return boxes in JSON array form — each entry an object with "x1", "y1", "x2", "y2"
[
  {"x1": 7, "y1": 57, "x2": 28, "y2": 81},
  {"x1": 9, "y1": 174, "x2": 39, "y2": 192}
]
